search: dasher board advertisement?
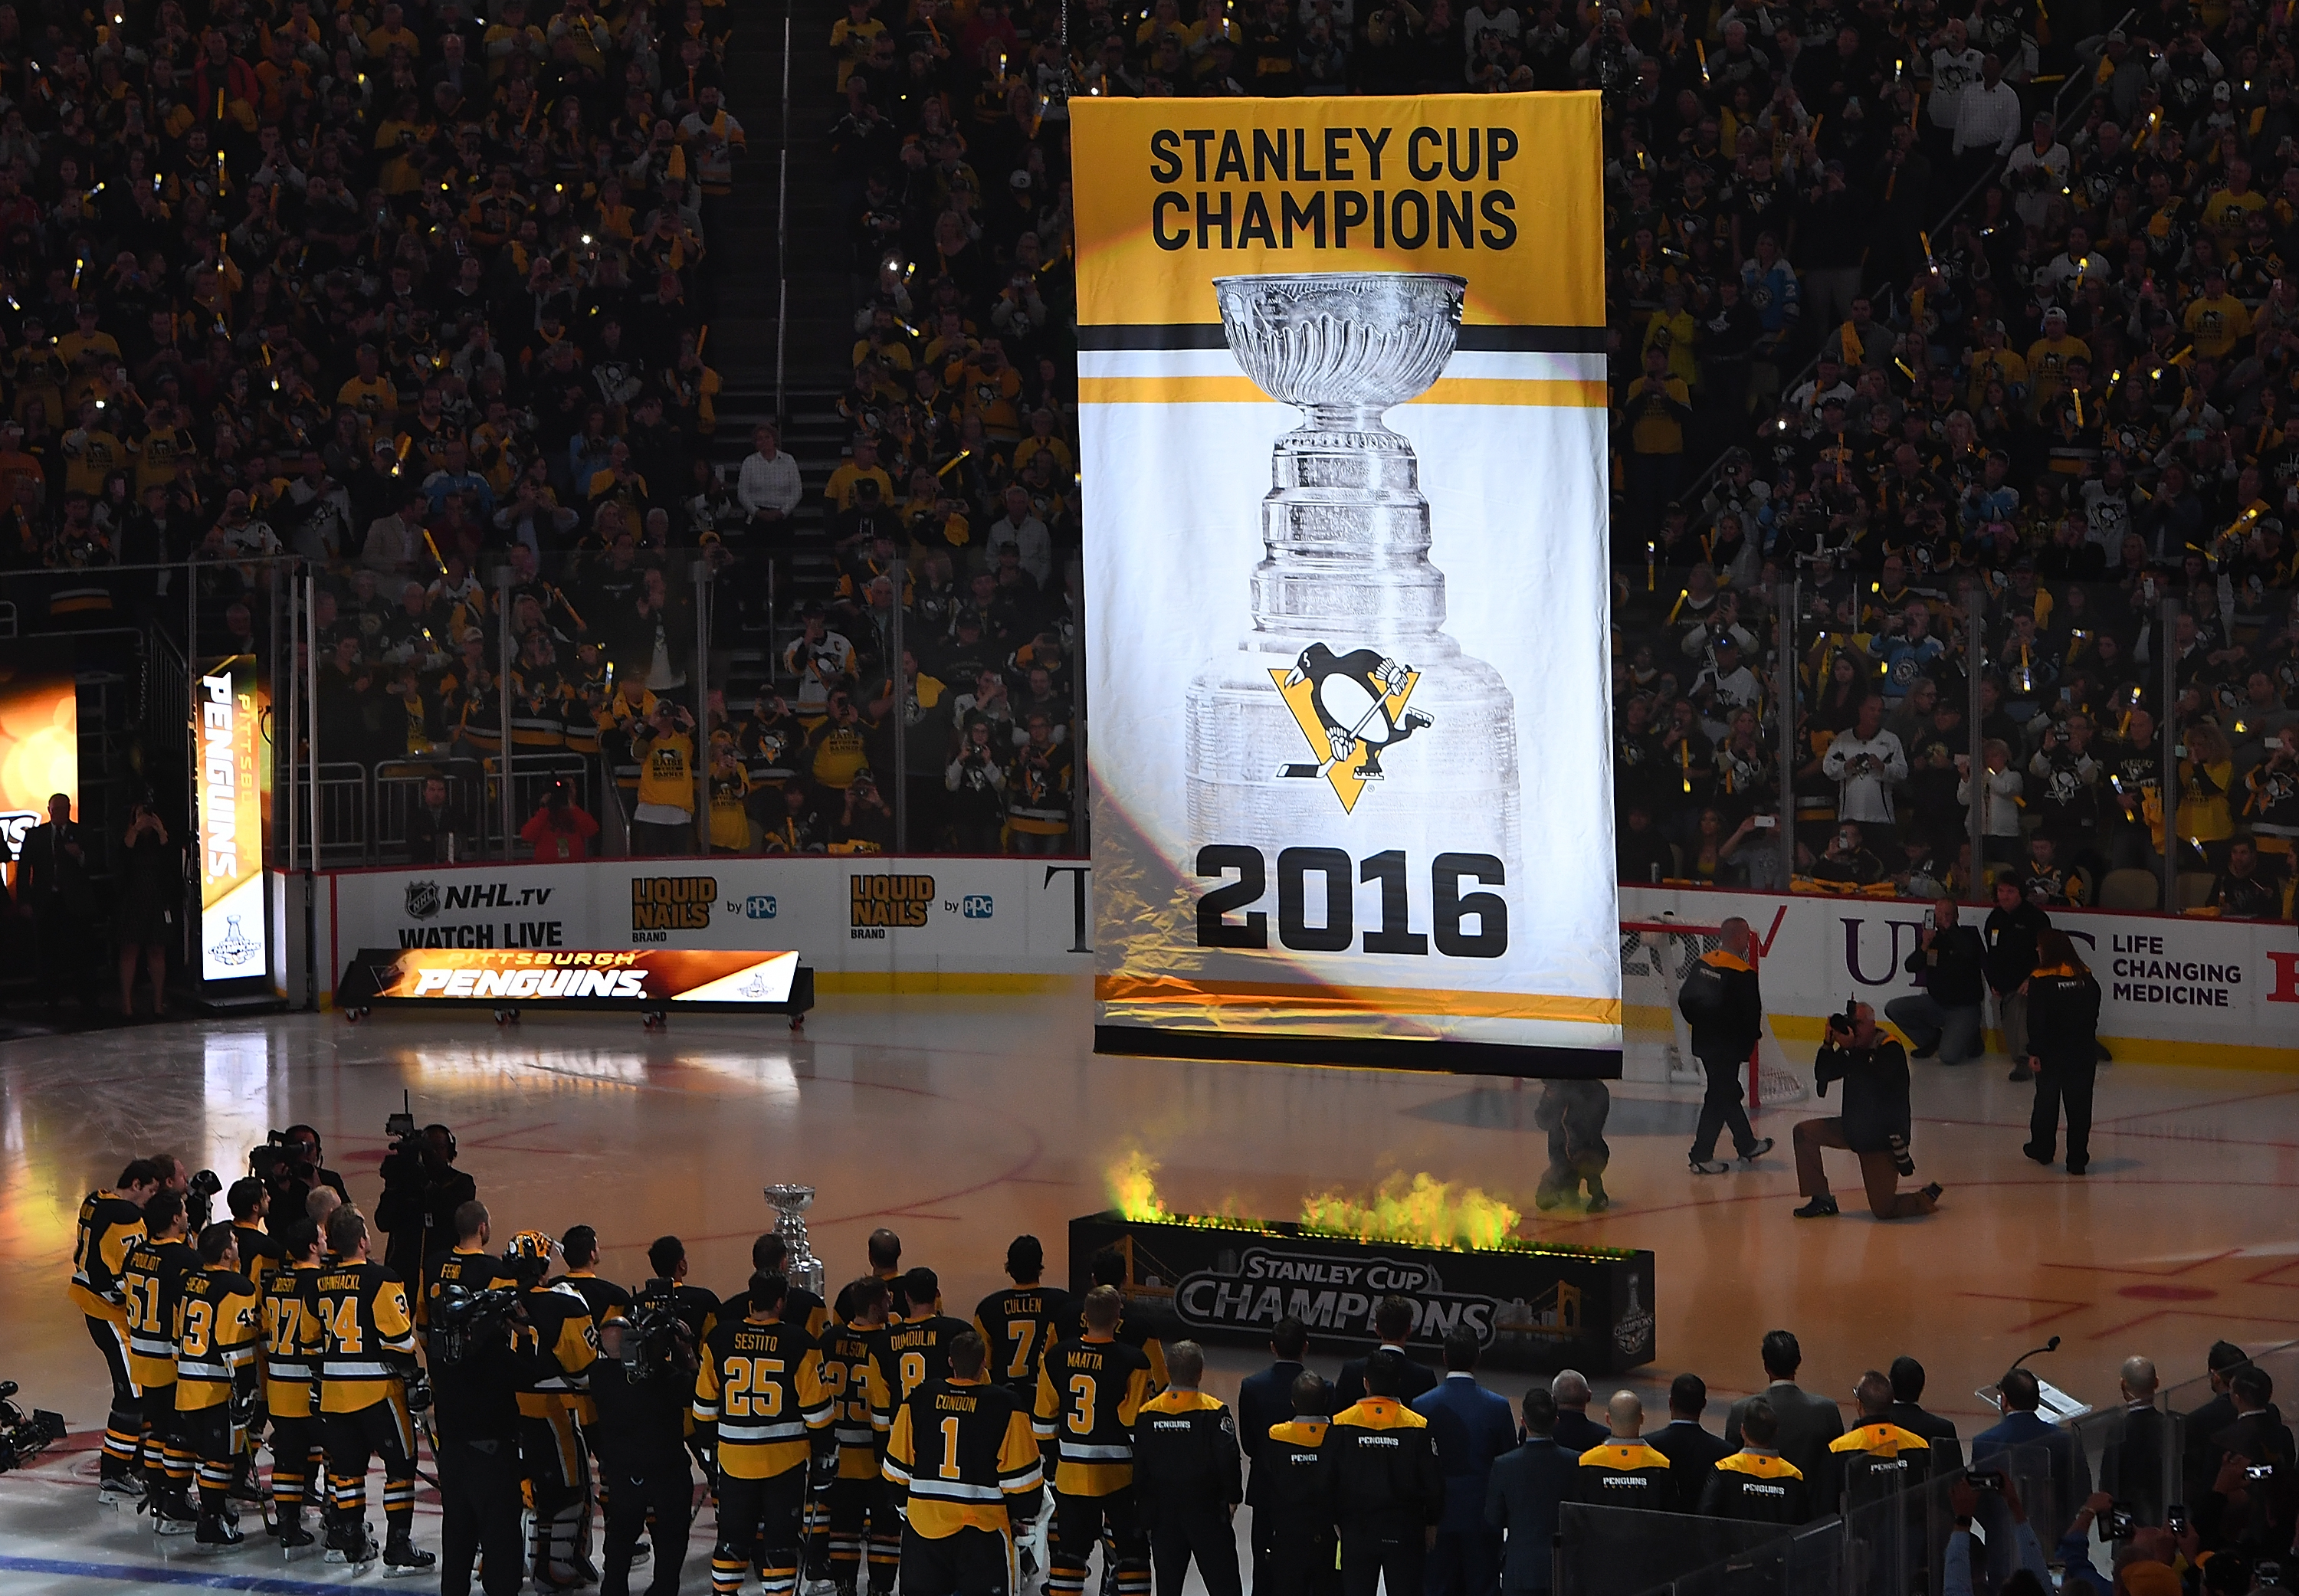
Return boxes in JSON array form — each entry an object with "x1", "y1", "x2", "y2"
[
  {"x1": 196, "y1": 657, "x2": 271, "y2": 985},
  {"x1": 1075, "y1": 93, "x2": 1620, "y2": 1076},
  {"x1": 346, "y1": 948, "x2": 803, "y2": 1007}
]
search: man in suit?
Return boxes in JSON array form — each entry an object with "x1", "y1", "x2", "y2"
[
  {"x1": 1974, "y1": 1367, "x2": 2091, "y2": 1546},
  {"x1": 1239, "y1": 1316, "x2": 1310, "y2": 1591},
  {"x1": 15, "y1": 791, "x2": 96, "y2": 1008},
  {"x1": 1412, "y1": 1330, "x2": 1517, "y2": 1596},
  {"x1": 2183, "y1": 1341, "x2": 2253, "y2": 1509},
  {"x1": 1487, "y1": 1388, "x2": 1576, "y2": 1594},
  {"x1": 1887, "y1": 1355, "x2": 1963, "y2": 1469},
  {"x1": 1239, "y1": 1316, "x2": 1308, "y2": 1467},
  {"x1": 1547, "y1": 1371, "x2": 1609, "y2": 1456},
  {"x1": 1333, "y1": 1296, "x2": 1438, "y2": 1409},
  {"x1": 1646, "y1": 1372, "x2": 1730, "y2": 1512},
  {"x1": 1723, "y1": 1330, "x2": 1845, "y2": 1486},
  {"x1": 2097, "y1": 1355, "x2": 2172, "y2": 1531}
]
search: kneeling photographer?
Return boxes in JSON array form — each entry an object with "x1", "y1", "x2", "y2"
[
  {"x1": 589, "y1": 1287, "x2": 700, "y2": 1596},
  {"x1": 428, "y1": 1202, "x2": 539, "y2": 1596},
  {"x1": 1792, "y1": 1001, "x2": 1943, "y2": 1220},
  {"x1": 377, "y1": 1108, "x2": 475, "y2": 1295}
]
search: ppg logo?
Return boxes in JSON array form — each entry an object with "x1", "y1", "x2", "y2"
[
  {"x1": 961, "y1": 895, "x2": 993, "y2": 919},
  {"x1": 745, "y1": 895, "x2": 778, "y2": 919}
]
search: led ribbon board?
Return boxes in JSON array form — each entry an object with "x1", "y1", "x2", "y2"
[{"x1": 366, "y1": 948, "x2": 801, "y2": 1005}]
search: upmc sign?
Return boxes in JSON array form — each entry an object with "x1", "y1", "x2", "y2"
[{"x1": 1625, "y1": 886, "x2": 2299, "y2": 1068}]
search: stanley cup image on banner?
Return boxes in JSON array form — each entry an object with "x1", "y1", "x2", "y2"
[{"x1": 1077, "y1": 94, "x2": 1621, "y2": 1076}]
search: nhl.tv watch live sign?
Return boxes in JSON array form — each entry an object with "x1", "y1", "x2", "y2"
[{"x1": 1077, "y1": 92, "x2": 1620, "y2": 1076}]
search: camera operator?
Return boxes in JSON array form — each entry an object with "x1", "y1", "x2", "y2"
[
  {"x1": 261, "y1": 1126, "x2": 350, "y2": 1209},
  {"x1": 70, "y1": 1158, "x2": 162, "y2": 1505},
  {"x1": 262, "y1": 1220, "x2": 328, "y2": 1549},
  {"x1": 376, "y1": 1122, "x2": 474, "y2": 1297},
  {"x1": 428, "y1": 1202, "x2": 533, "y2": 1596},
  {"x1": 644, "y1": 1235, "x2": 724, "y2": 1501},
  {"x1": 183, "y1": 1166, "x2": 225, "y2": 1234},
  {"x1": 589, "y1": 1304, "x2": 697, "y2": 1596},
  {"x1": 1790, "y1": 1003, "x2": 1944, "y2": 1220}
]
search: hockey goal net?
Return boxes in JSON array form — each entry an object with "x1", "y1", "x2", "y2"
[{"x1": 1620, "y1": 919, "x2": 1806, "y2": 1107}]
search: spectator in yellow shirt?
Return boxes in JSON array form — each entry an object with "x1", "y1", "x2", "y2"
[
  {"x1": 824, "y1": 434, "x2": 894, "y2": 511},
  {"x1": 707, "y1": 742, "x2": 754, "y2": 852},
  {"x1": 2183, "y1": 268, "x2": 2253, "y2": 361},
  {"x1": 62, "y1": 400, "x2": 127, "y2": 499},
  {"x1": 1620, "y1": 345, "x2": 1693, "y2": 535},
  {"x1": 829, "y1": 0, "x2": 885, "y2": 87},
  {"x1": 57, "y1": 303, "x2": 121, "y2": 371},
  {"x1": 1642, "y1": 281, "x2": 1700, "y2": 392},
  {"x1": 2023, "y1": 306, "x2": 2091, "y2": 411},
  {"x1": 1966, "y1": 321, "x2": 2029, "y2": 408},
  {"x1": 631, "y1": 700, "x2": 699, "y2": 855},
  {"x1": 2203, "y1": 156, "x2": 2269, "y2": 248}
]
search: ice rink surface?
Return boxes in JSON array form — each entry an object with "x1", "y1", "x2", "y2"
[{"x1": 2, "y1": 982, "x2": 2295, "y2": 1591}]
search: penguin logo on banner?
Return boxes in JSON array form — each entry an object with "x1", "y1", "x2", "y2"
[{"x1": 1271, "y1": 643, "x2": 1433, "y2": 813}]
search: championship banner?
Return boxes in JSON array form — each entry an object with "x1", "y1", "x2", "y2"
[
  {"x1": 355, "y1": 948, "x2": 802, "y2": 1005},
  {"x1": 1076, "y1": 93, "x2": 1620, "y2": 1075},
  {"x1": 196, "y1": 657, "x2": 271, "y2": 983}
]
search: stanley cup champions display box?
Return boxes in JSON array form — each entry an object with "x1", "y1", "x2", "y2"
[{"x1": 1077, "y1": 94, "x2": 1619, "y2": 1075}]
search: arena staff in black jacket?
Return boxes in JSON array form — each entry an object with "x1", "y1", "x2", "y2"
[
  {"x1": 1984, "y1": 878, "x2": 2051, "y2": 1080},
  {"x1": 1791, "y1": 1004, "x2": 1943, "y2": 1220},
  {"x1": 1330, "y1": 1349, "x2": 1445, "y2": 1596},
  {"x1": 1132, "y1": 1340, "x2": 1245, "y2": 1596},
  {"x1": 2022, "y1": 929, "x2": 2106, "y2": 1176},
  {"x1": 1886, "y1": 899, "x2": 1989, "y2": 1064},
  {"x1": 1683, "y1": 917, "x2": 1776, "y2": 1174}
]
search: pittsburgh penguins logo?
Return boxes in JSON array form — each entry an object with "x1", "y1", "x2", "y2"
[{"x1": 1270, "y1": 643, "x2": 1432, "y2": 813}]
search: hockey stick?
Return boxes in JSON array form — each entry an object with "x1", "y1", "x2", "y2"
[{"x1": 1274, "y1": 687, "x2": 1396, "y2": 780}]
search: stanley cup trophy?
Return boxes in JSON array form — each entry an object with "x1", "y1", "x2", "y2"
[
  {"x1": 1187, "y1": 273, "x2": 1520, "y2": 868},
  {"x1": 760, "y1": 1184, "x2": 825, "y2": 1299}
]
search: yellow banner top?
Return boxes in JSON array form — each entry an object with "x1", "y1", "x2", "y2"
[{"x1": 1071, "y1": 91, "x2": 1604, "y2": 331}]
